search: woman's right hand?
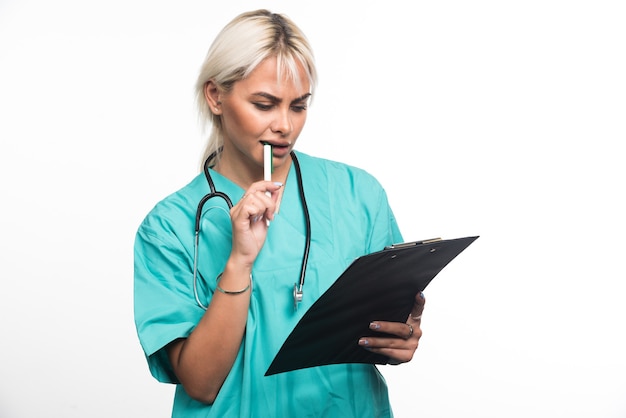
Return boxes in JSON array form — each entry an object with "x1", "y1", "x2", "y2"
[{"x1": 228, "y1": 180, "x2": 283, "y2": 267}]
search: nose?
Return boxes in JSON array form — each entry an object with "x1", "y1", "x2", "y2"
[{"x1": 270, "y1": 108, "x2": 293, "y2": 136}]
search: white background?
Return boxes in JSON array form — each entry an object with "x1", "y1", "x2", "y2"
[{"x1": 1, "y1": 1, "x2": 625, "y2": 417}]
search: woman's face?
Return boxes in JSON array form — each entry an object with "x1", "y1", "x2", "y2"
[{"x1": 217, "y1": 56, "x2": 311, "y2": 182}]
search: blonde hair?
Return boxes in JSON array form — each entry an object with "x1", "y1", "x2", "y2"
[{"x1": 195, "y1": 9, "x2": 318, "y2": 165}]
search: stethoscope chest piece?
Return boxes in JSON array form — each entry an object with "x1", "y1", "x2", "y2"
[{"x1": 293, "y1": 284, "x2": 303, "y2": 311}]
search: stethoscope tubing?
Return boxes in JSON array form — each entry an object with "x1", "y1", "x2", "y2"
[
  {"x1": 193, "y1": 150, "x2": 310, "y2": 310},
  {"x1": 290, "y1": 153, "x2": 310, "y2": 299}
]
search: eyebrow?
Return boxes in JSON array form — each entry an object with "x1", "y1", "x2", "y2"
[{"x1": 251, "y1": 92, "x2": 312, "y2": 104}]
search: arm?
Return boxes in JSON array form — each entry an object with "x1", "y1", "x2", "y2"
[{"x1": 166, "y1": 181, "x2": 283, "y2": 404}]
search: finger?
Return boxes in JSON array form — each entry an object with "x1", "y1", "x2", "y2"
[
  {"x1": 369, "y1": 321, "x2": 418, "y2": 340},
  {"x1": 238, "y1": 194, "x2": 263, "y2": 215},
  {"x1": 358, "y1": 336, "x2": 419, "y2": 364},
  {"x1": 240, "y1": 183, "x2": 283, "y2": 220},
  {"x1": 263, "y1": 181, "x2": 284, "y2": 211},
  {"x1": 238, "y1": 191, "x2": 272, "y2": 217},
  {"x1": 241, "y1": 181, "x2": 283, "y2": 202},
  {"x1": 409, "y1": 291, "x2": 426, "y2": 321}
]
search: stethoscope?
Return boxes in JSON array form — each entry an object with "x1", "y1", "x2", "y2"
[{"x1": 193, "y1": 149, "x2": 311, "y2": 311}]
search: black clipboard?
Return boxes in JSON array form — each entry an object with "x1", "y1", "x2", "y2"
[{"x1": 265, "y1": 235, "x2": 479, "y2": 376}]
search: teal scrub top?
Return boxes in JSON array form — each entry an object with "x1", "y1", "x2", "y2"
[{"x1": 134, "y1": 152, "x2": 403, "y2": 418}]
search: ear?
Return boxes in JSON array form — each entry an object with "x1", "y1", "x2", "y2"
[{"x1": 204, "y1": 80, "x2": 222, "y2": 115}]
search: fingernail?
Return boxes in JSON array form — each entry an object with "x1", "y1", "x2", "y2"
[
  {"x1": 369, "y1": 322, "x2": 380, "y2": 330},
  {"x1": 419, "y1": 291, "x2": 425, "y2": 299},
  {"x1": 358, "y1": 338, "x2": 369, "y2": 346},
  {"x1": 273, "y1": 182, "x2": 283, "y2": 187}
]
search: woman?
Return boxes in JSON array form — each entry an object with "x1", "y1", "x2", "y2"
[{"x1": 134, "y1": 9, "x2": 425, "y2": 417}]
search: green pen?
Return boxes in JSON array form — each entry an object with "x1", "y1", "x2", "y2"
[{"x1": 263, "y1": 141, "x2": 272, "y2": 226}]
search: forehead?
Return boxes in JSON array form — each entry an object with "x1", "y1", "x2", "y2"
[{"x1": 233, "y1": 56, "x2": 311, "y2": 99}]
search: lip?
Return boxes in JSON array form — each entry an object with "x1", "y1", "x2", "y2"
[{"x1": 261, "y1": 140, "x2": 292, "y2": 157}]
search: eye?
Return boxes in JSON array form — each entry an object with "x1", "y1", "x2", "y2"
[
  {"x1": 291, "y1": 104, "x2": 308, "y2": 113},
  {"x1": 253, "y1": 102, "x2": 273, "y2": 111}
]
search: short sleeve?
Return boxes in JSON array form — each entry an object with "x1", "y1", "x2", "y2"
[{"x1": 133, "y1": 217, "x2": 205, "y2": 383}]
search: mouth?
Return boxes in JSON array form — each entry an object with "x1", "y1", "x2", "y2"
[
  {"x1": 261, "y1": 140, "x2": 292, "y2": 156},
  {"x1": 261, "y1": 140, "x2": 290, "y2": 147}
]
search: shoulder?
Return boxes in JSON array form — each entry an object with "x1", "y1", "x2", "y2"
[
  {"x1": 137, "y1": 173, "x2": 207, "y2": 236},
  {"x1": 294, "y1": 151, "x2": 384, "y2": 192}
]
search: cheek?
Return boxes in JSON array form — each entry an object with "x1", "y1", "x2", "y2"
[
  {"x1": 225, "y1": 108, "x2": 267, "y2": 138},
  {"x1": 293, "y1": 113, "x2": 308, "y2": 134}
]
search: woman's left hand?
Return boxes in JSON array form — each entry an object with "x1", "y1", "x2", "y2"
[{"x1": 358, "y1": 291, "x2": 426, "y2": 364}]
